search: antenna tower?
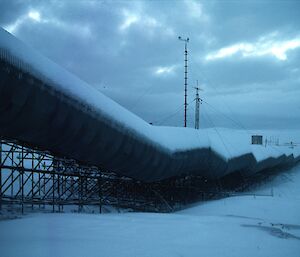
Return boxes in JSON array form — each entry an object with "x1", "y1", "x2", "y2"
[
  {"x1": 178, "y1": 36, "x2": 189, "y2": 127},
  {"x1": 194, "y1": 80, "x2": 202, "y2": 129}
]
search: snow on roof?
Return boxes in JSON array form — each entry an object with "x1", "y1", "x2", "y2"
[{"x1": 0, "y1": 27, "x2": 299, "y2": 181}]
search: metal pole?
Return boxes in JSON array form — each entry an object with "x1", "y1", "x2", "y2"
[
  {"x1": 194, "y1": 80, "x2": 202, "y2": 130},
  {"x1": 31, "y1": 151, "x2": 34, "y2": 210},
  {"x1": 43, "y1": 174, "x2": 46, "y2": 209},
  {"x1": 21, "y1": 146, "x2": 24, "y2": 214},
  {"x1": 79, "y1": 175, "x2": 83, "y2": 212},
  {"x1": 11, "y1": 148, "x2": 14, "y2": 197},
  {"x1": 195, "y1": 86, "x2": 199, "y2": 129},
  {"x1": 52, "y1": 173, "x2": 55, "y2": 213},
  {"x1": 0, "y1": 140, "x2": 2, "y2": 211},
  {"x1": 98, "y1": 175, "x2": 102, "y2": 213},
  {"x1": 61, "y1": 175, "x2": 64, "y2": 211},
  {"x1": 195, "y1": 87, "x2": 199, "y2": 129},
  {"x1": 58, "y1": 173, "x2": 60, "y2": 212},
  {"x1": 184, "y1": 42, "x2": 188, "y2": 127},
  {"x1": 38, "y1": 171, "x2": 41, "y2": 209},
  {"x1": 178, "y1": 36, "x2": 189, "y2": 127}
]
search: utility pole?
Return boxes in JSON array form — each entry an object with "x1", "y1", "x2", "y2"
[
  {"x1": 178, "y1": 36, "x2": 189, "y2": 127},
  {"x1": 194, "y1": 80, "x2": 202, "y2": 130}
]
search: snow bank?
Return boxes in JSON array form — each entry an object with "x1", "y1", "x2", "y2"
[{"x1": 1, "y1": 165, "x2": 300, "y2": 257}]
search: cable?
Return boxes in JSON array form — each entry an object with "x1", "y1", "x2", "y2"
[
  {"x1": 130, "y1": 83, "x2": 158, "y2": 110},
  {"x1": 155, "y1": 99, "x2": 196, "y2": 126},
  {"x1": 202, "y1": 104, "x2": 232, "y2": 158},
  {"x1": 156, "y1": 106, "x2": 183, "y2": 125},
  {"x1": 196, "y1": 70, "x2": 250, "y2": 132},
  {"x1": 202, "y1": 99, "x2": 250, "y2": 133}
]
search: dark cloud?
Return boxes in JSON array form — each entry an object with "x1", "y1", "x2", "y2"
[
  {"x1": 0, "y1": 0, "x2": 299, "y2": 129},
  {"x1": 209, "y1": 0, "x2": 300, "y2": 46},
  {"x1": 201, "y1": 58, "x2": 290, "y2": 88},
  {"x1": 0, "y1": 0, "x2": 30, "y2": 24}
]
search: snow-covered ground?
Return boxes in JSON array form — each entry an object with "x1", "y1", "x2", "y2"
[{"x1": 0, "y1": 165, "x2": 299, "y2": 257}]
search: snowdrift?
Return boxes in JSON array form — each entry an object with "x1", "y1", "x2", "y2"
[{"x1": 0, "y1": 27, "x2": 299, "y2": 181}]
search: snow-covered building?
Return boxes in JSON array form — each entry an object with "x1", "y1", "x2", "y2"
[{"x1": 0, "y1": 27, "x2": 299, "y2": 182}]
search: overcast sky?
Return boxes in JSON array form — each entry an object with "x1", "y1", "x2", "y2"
[{"x1": 1, "y1": 0, "x2": 300, "y2": 129}]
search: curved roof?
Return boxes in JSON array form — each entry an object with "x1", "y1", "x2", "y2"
[{"x1": 0, "y1": 27, "x2": 299, "y2": 181}]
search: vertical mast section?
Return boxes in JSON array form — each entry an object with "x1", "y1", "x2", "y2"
[
  {"x1": 184, "y1": 42, "x2": 188, "y2": 128},
  {"x1": 194, "y1": 80, "x2": 202, "y2": 130},
  {"x1": 178, "y1": 36, "x2": 189, "y2": 127},
  {"x1": 195, "y1": 82, "x2": 200, "y2": 129}
]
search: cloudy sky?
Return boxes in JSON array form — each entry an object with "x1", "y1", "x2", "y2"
[{"x1": 1, "y1": 0, "x2": 300, "y2": 129}]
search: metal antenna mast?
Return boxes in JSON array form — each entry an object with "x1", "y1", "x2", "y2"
[
  {"x1": 194, "y1": 80, "x2": 202, "y2": 130},
  {"x1": 178, "y1": 36, "x2": 189, "y2": 127}
]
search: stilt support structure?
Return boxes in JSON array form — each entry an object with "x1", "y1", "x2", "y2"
[{"x1": 0, "y1": 137, "x2": 275, "y2": 214}]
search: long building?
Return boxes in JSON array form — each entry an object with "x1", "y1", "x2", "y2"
[{"x1": 0, "y1": 27, "x2": 299, "y2": 182}]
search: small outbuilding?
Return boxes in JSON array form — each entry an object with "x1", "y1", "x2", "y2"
[{"x1": 252, "y1": 135, "x2": 263, "y2": 145}]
